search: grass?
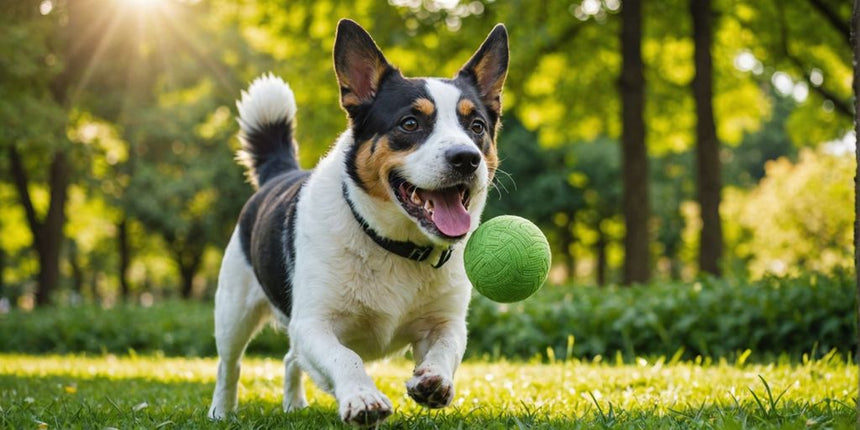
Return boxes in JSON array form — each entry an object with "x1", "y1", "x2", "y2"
[{"x1": 0, "y1": 353, "x2": 855, "y2": 429}]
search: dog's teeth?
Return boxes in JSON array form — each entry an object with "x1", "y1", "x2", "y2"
[
  {"x1": 411, "y1": 189, "x2": 421, "y2": 205},
  {"x1": 424, "y1": 200, "x2": 434, "y2": 213}
]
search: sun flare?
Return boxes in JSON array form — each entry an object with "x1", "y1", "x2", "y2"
[{"x1": 117, "y1": 0, "x2": 166, "y2": 12}]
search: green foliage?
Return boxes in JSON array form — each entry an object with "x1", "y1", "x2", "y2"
[
  {"x1": 467, "y1": 272, "x2": 855, "y2": 361},
  {"x1": 734, "y1": 0, "x2": 852, "y2": 144},
  {"x1": 1, "y1": 274, "x2": 853, "y2": 362},
  {"x1": 722, "y1": 94, "x2": 798, "y2": 187},
  {"x1": 0, "y1": 354, "x2": 855, "y2": 429},
  {"x1": 0, "y1": 301, "x2": 284, "y2": 357},
  {"x1": 0, "y1": 2, "x2": 66, "y2": 153},
  {"x1": 721, "y1": 148, "x2": 854, "y2": 278},
  {"x1": 0, "y1": 0, "x2": 854, "y2": 301}
]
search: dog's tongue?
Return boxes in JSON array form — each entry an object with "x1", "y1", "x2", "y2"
[{"x1": 422, "y1": 189, "x2": 471, "y2": 237}]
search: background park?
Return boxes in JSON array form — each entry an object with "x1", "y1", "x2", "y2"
[{"x1": 0, "y1": 0, "x2": 857, "y2": 428}]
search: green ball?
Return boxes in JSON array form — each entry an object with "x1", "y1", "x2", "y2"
[{"x1": 463, "y1": 215, "x2": 551, "y2": 303}]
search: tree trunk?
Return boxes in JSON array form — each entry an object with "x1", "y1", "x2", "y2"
[
  {"x1": 180, "y1": 267, "x2": 195, "y2": 299},
  {"x1": 691, "y1": 0, "x2": 723, "y2": 277},
  {"x1": 0, "y1": 241, "x2": 5, "y2": 295},
  {"x1": 118, "y1": 218, "x2": 131, "y2": 299},
  {"x1": 173, "y1": 244, "x2": 202, "y2": 299},
  {"x1": 9, "y1": 147, "x2": 70, "y2": 306},
  {"x1": 36, "y1": 151, "x2": 70, "y2": 305},
  {"x1": 68, "y1": 240, "x2": 84, "y2": 294},
  {"x1": 850, "y1": 0, "x2": 859, "y2": 425},
  {"x1": 178, "y1": 256, "x2": 201, "y2": 299},
  {"x1": 620, "y1": 0, "x2": 651, "y2": 285},
  {"x1": 595, "y1": 221, "x2": 608, "y2": 286},
  {"x1": 559, "y1": 217, "x2": 576, "y2": 280}
]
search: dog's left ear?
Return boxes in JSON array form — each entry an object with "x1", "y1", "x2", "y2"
[
  {"x1": 334, "y1": 19, "x2": 394, "y2": 109},
  {"x1": 457, "y1": 24, "x2": 509, "y2": 114}
]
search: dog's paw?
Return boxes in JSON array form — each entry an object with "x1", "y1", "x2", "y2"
[
  {"x1": 283, "y1": 392, "x2": 308, "y2": 412},
  {"x1": 406, "y1": 369, "x2": 454, "y2": 408},
  {"x1": 207, "y1": 404, "x2": 231, "y2": 421},
  {"x1": 338, "y1": 388, "x2": 393, "y2": 427}
]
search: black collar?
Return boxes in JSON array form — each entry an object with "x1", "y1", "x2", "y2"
[{"x1": 342, "y1": 183, "x2": 452, "y2": 268}]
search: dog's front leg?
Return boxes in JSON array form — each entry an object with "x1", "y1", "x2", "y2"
[
  {"x1": 407, "y1": 320, "x2": 467, "y2": 408},
  {"x1": 289, "y1": 319, "x2": 392, "y2": 426}
]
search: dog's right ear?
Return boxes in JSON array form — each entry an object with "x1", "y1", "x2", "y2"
[{"x1": 334, "y1": 19, "x2": 393, "y2": 109}]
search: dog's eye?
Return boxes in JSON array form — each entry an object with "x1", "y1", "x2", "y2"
[
  {"x1": 470, "y1": 120, "x2": 486, "y2": 135},
  {"x1": 400, "y1": 117, "x2": 419, "y2": 132}
]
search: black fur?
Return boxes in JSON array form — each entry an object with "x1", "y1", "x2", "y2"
[
  {"x1": 456, "y1": 24, "x2": 509, "y2": 114},
  {"x1": 334, "y1": 19, "x2": 393, "y2": 106},
  {"x1": 238, "y1": 169, "x2": 310, "y2": 317},
  {"x1": 236, "y1": 95, "x2": 307, "y2": 317},
  {"x1": 239, "y1": 118, "x2": 299, "y2": 188},
  {"x1": 344, "y1": 76, "x2": 435, "y2": 191},
  {"x1": 449, "y1": 78, "x2": 499, "y2": 147}
]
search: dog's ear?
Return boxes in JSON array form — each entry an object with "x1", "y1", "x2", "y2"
[
  {"x1": 334, "y1": 19, "x2": 394, "y2": 108},
  {"x1": 457, "y1": 24, "x2": 509, "y2": 114}
]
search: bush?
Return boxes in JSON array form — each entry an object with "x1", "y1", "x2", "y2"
[
  {"x1": 0, "y1": 300, "x2": 284, "y2": 357},
  {"x1": 719, "y1": 149, "x2": 854, "y2": 278},
  {"x1": 0, "y1": 273, "x2": 854, "y2": 360},
  {"x1": 467, "y1": 271, "x2": 856, "y2": 360}
]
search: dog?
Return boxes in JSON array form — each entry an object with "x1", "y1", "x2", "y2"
[{"x1": 208, "y1": 19, "x2": 508, "y2": 426}]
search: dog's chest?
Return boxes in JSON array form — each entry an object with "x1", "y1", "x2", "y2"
[{"x1": 328, "y1": 261, "x2": 454, "y2": 359}]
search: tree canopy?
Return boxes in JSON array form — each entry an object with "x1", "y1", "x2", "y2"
[{"x1": 0, "y1": 0, "x2": 853, "y2": 305}]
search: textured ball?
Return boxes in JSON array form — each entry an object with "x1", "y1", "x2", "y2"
[{"x1": 464, "y1": 215, "x2": 551, "y2": 303}]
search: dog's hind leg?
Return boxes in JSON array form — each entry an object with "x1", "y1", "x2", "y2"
[
  {"x1": 208, "y1": 230, "x2": 271, "y2": 420},
  {"x1": 282, "y1": 348, "x2": 307, "y2": 411}
]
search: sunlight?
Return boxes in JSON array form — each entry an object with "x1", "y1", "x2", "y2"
[{"x1": 118, "y1": 0, "x2": 166, "y2": 11}]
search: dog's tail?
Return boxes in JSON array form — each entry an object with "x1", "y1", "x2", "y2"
[{"x1": 235, "y1": 73, "x2": 299, "y2": 188}]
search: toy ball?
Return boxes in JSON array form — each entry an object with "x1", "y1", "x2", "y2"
[{"x1": 463, "y1": 215, "x2": 551, "y2": 303}]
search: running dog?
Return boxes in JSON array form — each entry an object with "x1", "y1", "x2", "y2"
[{"x1": 208, "y1": 19, "x2": 508, "y2": 426}]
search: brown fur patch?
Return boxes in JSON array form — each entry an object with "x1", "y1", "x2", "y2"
[
  {"x1": 353, "y1": 135, "x2": 416, "y2": 201},
  {"x1": 338, "y1": 56, "x2": 389, "y2": 108},
  {"x1": 412, "y1": 98, "x2": 435, "y2": 116},
  {"x1": 473, "y1": 58, "x2": 505, "y2": 113},
  {"x1": 341, "y1": 92, "x2": 362, "y2": 108},
  {"x1": 457, "y1": 99, "x2": 475, "y2": 117},
  {"x1": 484, "y1": 140, "x2": 499, "y2": 181}
]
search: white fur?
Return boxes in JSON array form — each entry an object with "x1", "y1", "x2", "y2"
[
  {"x1": 210, "y1": 76, "x2": 490, "y2": 426},
  {"x1": 236, "y1": 73, "x2": 297, "y2": 132},
  {"x1": 402, "y1": 79, "x2": 491, "y2": 238}
]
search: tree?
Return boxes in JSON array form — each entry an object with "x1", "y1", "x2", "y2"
[
  {"x1": 124, "y1": 95, "x2": 247, "y2": 298},
  {"x1": 571, "y1": 140, "x2": 623, "y2": 285},
  {"x1": 735, "y1": 0, "x2": 852, "y2": 146},
  {"x1": 691, "y1": 0, "x2": 723, "y2": 276},
  {"x1": 850, "y1": 3, "x2": 859, "y2": 421},
  {"x1": 620, "y1": 0, "x2": 651, "y2": 284},
  {"x1": 1, "y1": 1, "x2": 73, "y2": 305},
  {"x1": 483, "y1": 119, "x2": 585, "y2": 279}
]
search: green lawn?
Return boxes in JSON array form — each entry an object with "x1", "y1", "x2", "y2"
[{"x1": 0, "y1": 353, "x2": 855, "y2": 429}]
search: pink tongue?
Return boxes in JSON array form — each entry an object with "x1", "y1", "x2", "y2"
[{"x1": 422, "y1": 189, "x2": 471, "y2": 237}]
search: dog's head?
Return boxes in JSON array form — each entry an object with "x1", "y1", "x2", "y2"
[{"x1": 336, "y1": 19, "x2": 508, "y2": 244}]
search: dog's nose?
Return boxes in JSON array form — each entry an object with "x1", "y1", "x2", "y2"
[{"x1": 445, "y1": 146, "x2": 481, "y2": 175}]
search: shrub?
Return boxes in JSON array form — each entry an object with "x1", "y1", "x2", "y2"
[
  {"x1": 467, "y1": 271, "x2": 856, "y2": 360},
  {"x1": 0, "y1": 273, "x2": 854, "y2": 361},
  {"x1": 718, "y1": 149, "x2": 854, "y2": 278},
  {"x1": 0, "y1": 300, "x2": 284, "y2": 357}
]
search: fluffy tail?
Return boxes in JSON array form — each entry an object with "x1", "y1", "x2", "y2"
[{"x1": 236, "y1": 73, "x2": 299, "y2": 188}]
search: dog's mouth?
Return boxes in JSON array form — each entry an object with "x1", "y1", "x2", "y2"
[{"x1": 390, "y1": 172, "x2": 472, "y2": 240}]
